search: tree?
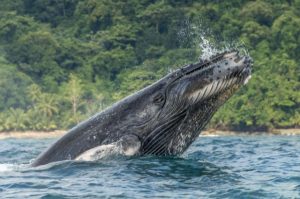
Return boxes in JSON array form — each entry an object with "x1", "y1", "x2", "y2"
[
  {"x1": 27, "y1": 84, "x2": 59, "y2": 130},
  {"x1": 22, "y1": 0, "x2": 79, "y2": 26},
  {"x1": 240, "y1": 1, "x2": 275, "y2": 26},
  {"x1": 7, "y1": 31, "x2": 64, "y2": 91},
  {"x1": 63, "y1": 74, "x2": 84, "y2": 123},
  {"x1": 6, "y1": 108, "x2": 28, "y2": 131},
  {"x1": 0, "y1": 56, "x2": 32, "y2": 111}
]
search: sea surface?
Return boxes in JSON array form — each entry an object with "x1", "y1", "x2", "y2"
[{"x1": 0, "y1": 135, "x2": 299, "y2": 198}]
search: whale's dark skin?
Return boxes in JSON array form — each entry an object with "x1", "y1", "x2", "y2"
[{"x1": 32, "y1": 51, "x2": 252, "y2": 166}]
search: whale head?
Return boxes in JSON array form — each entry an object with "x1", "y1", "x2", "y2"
[{"x1": 140, "y1": 50, "x2": 252, "y2": 155}]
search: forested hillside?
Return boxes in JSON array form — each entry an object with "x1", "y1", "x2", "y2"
[{"x1": 0, "y1": 0, "x2": 299, "y2": 131}]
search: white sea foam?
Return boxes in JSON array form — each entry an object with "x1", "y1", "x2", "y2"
[
  {"x1": 0, "y1": 163, "x2": 29, "y2": 172},
  {"x1": 0, "y1": 163, "x2": 15, "y2": 172}
]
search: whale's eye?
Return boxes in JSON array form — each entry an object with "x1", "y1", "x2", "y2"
[{"x1": 153, "y1": 93, "x2": 165, "y2": 104}]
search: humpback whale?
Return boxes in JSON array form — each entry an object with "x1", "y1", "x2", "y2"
[{"x1": 32, "y1": 50, "x2": 252, "y2": 166}]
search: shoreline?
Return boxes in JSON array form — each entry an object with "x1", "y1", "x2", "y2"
[
  {"x1": 0, "y1": 129, "x2": 300, "y2": 140},
  {"x1": 200, "y1": 128, "x2": 300, "y2": 137},
  {"x1": 0, "y1": 130, "x2": 66, "y2": 140}
]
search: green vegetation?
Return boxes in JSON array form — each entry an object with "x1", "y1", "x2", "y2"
[{"x1": 0, "y1": 0, "x2": 299, "y2": 131}]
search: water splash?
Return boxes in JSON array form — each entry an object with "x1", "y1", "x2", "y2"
[
  {"x1": 178, "y1": 20, "x2": 249, "y2": 61},
  {"x1": 198, "y1": 35, "x2": 219, "y2": 60}
]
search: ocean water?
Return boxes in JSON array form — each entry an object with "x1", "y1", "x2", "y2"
[{"x1": 0, "y1": 135, "x2": 299, "y2": 198}]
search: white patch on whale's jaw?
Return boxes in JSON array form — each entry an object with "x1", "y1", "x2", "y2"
[
  {"x1": 75, "y1": 144, "x2": 117, "y2": 161},
  {"x1": 75, "y1": 141, "x2": 141, "y2": 161},
  {"x1": 243, "y1": 75, "x2": 252, "y2": 85}
]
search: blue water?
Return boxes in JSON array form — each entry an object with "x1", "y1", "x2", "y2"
[{"x1": 0, "y1": 135, "x2": 300, "y2": 198}]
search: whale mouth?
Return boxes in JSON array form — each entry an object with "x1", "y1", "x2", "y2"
[{"x1": 185, "y1": 51, "x2": 252, "y2": 103}]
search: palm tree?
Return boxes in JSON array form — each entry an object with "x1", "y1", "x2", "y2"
[
  {"x1": 27, "y1": 84, "x2": 42, "y2": 103},
  {"x1": 6, "y1": 108, "x2": 28, "y2": 131},
  {"x1": 36, "y1": 93, "x2": 59, "y2": 118}
]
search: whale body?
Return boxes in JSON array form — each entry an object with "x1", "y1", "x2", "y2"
[{"x1": 32, "y1": 51, "x2": 252, "y2": 166}]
